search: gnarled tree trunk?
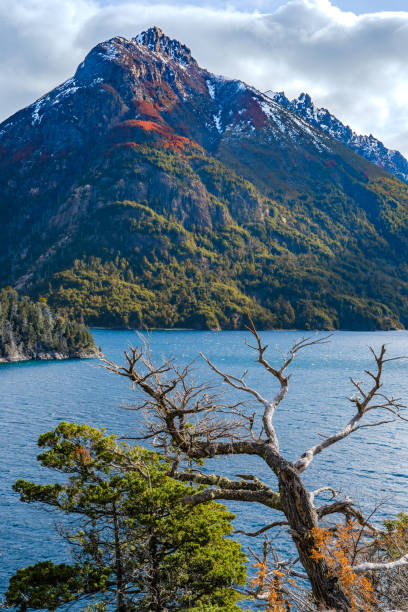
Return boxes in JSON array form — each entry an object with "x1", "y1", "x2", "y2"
[{"x1": 279, "y1": 463, "x2": 351, "y2": 611}]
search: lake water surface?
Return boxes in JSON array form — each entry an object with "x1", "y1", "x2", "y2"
[{"x1": 2, "y1": 329, "x2": 408, "y2": 606}]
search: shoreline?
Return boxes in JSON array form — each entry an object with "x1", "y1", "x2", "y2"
[
  {"x1": 0, "y1": 348, "x2": 101, "y2": 365},
  {"x1": 90, "y1": 327, "x2": 407, "y2": 333}
]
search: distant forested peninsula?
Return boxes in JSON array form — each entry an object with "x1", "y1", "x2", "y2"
[{"x1": 0, "y1": 289, "x2": 99, "y2": 363}]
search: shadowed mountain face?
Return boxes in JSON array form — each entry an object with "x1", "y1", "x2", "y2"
[{"x1": 1, "y1": 26, "x2": 408, "y2": 330}]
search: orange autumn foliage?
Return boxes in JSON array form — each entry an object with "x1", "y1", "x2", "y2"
[
  {"x1": 113, "y1": 119, "x2": 192, "y2": 152},
  {"x1": 250, "y1": 543, "x2": 293, "y2": 612},
  {"x1": 74, "y1": 444, "x2": 92, "y2": 466},
  {"x1": 133, "y1": 100, "x2": 163, "y2": 120},
  {"x1": 311, "y1": 522, "x2": 376, "y2": 611}
]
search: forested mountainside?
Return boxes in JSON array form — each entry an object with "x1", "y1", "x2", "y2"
[
  {"x1": 267, "y1": 91, "x2": 408, "y2": 185},
  {"x1": 1, "y1": 27, "x2": 408, "y2": 330},
  {"x1": 0, "y1": 289, "x2": 98, "y2": 362}
]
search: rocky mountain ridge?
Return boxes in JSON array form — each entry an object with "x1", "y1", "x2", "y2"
[{"x1": 266, "y1": 91, "x2": 408, "y2": 184}]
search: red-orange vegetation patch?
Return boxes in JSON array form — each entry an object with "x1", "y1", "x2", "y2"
[
  {"x1": 105, "y1": 142, "x2": 139, "y2": 158},
  {"x1": 235, "y1": 92, "x2": 269, "y2": 129},
  {"x1": 0, "y1": 144, "x2": 37, "y2": 165},
  {"x1": 74, "y1": 444, "x2": 91, "y2": 466},
  {"x1": 133, "y1": 100, "x2": 162, "y2": 120},
  {"x1": 311, "y1": 523, "x2": 376, "y2": 612},
  {"x1": 113, "y1": 120, "x2": 193, "y2": 153}
]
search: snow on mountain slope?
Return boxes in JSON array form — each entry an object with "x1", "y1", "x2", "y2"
[{"x1": 266, "y1": 90, "x2": 408, "y2": 184}]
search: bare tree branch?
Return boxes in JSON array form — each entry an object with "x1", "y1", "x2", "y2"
[
  {"x1": 199, "y1": 352, "x2": 281, "y2": 448},
  {"x1": 353, "y1": 554, "x2": 408, "y2": 575},
  {"x1": 181, "y1": 487, "x2": 282, "y2": 509},
  {"x1": 201, "y1": 315, "x2": 329, "y2": 451},
  {"x1": 173, "y1": 470, "x2": 276, "y2": 494},
  {"x1": 102, "y1": 346, "x2": 256, "y2": 458},
  {"x1": 294, "y1": 345, "x2": 407, "y2": 473},
  {"x1": 317, "y1": 498, "x2": 380, "y2": 533},
  {"x1": 234, "y1": 521, "x2": 289, "y2": 537},
  {"x1": 309, "y1": 487, "x2": 339, "y2": 506}
]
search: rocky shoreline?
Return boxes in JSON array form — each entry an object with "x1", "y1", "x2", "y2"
[
  {"x1": 0, "y1": 289, "x2": 100, "y2": 364},
  {"x1": 0, "y1": 347, "x2": 101, "y2": 363}
]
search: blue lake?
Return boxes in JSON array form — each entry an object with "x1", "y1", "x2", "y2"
[{"x1": 1, "y1": 329, "x2": 408, "y2": 607}]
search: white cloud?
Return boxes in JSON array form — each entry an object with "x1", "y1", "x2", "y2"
[
  {"x1": 2, "y1": 0, "x2": 408, "y2": 157},
  {"x1": 0, "y1": 0, "x2": 96, "y2": 119}
]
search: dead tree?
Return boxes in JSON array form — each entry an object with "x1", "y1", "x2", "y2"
[{"x1": 103, "y1": 319, "x2": 408, "y2": 611}]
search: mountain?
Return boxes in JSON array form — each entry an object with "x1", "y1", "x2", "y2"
[
  {"x1": 266, "y1": 91, "x2": 408, "y2": 185},
  {"x1": 0, "y1": 289, "x2": 98, "y2": 362},
  {"x1": 1, "y1": 27, "x2": 408, "y2": 330}
]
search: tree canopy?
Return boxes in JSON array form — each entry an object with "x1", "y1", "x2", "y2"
[
  {"x1": 0, "y1": 288, "x2": 96, "y2": 361},
  {"x1": 6, "y1": 422, "x2": 246, "y2": 611}
]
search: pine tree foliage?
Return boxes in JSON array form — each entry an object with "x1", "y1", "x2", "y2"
[{"x1": 6, "y1": 423, "x2": 247, "y2": 611}]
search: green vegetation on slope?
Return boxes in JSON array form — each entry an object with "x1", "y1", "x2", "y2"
[
  {"x1": 5, "y1": 134, "x2": 408, "y2": 331},
  {"x1": 28, "y1": 140, "x2": 408, "y2": 330},
  {"x1": 0, "y1": 288, "x2": 97, "y2": 362}
]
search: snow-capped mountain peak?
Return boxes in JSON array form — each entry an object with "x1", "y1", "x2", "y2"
[{"x1": 134, "y1": 26, "x2": 196, "y2": 67}]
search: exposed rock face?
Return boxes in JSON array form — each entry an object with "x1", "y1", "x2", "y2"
[
  {"x1": 1, "y1": 27, "x2": 408, "y2": 330},
  {"x1": 266, "y1": 91, "x2": 408, "y2": 184}
]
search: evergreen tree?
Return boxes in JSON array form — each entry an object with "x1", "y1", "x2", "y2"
[
  {"x1": 0, "y1": 289, "x2": 96, "y2": 361},
  {"x1": 6, "y1": 423, "x2": 246, "y2": 611}
]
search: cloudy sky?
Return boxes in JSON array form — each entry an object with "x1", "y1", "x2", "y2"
[{"x1": 2, "y1": 0, "x2": 408, "y2": 155}]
